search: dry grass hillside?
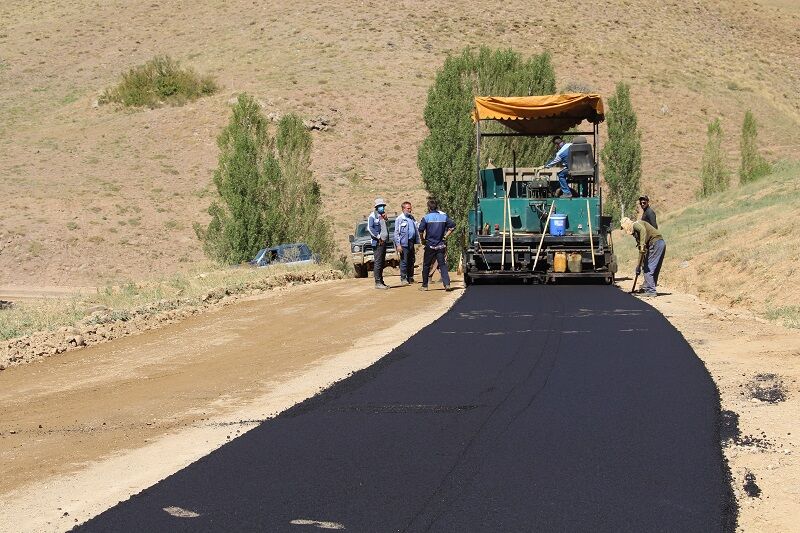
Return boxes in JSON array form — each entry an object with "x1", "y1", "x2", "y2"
[
  {"x1": 1, "y1": 0, "x2": 799, "y2": 286},
  {"x1": 615, "y1": 161, "x2": 800, "y2": 324}
]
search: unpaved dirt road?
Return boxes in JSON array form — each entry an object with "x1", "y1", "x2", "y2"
[{"x1": 0, "y1": 277, "x2": 461, "y2": 532}]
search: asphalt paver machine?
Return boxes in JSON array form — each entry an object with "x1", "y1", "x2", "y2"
[{"x1": 464, "y1": 94, "x2": 618, "y2": 285}]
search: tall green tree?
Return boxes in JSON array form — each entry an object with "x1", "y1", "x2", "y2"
[
  {"x1": 276, "y1": 114, "x2": 334, "y2": 259},
  {"x1": 698, "y1": 118, "x2": 729, "y2": 197},
  {"x1": 418, "y1": 47, "x2": 556, "y2": 265},
  {"x1": 195, "y1": 94, "x2": 333, "y2": 263},
  {"x1": 600, "y1": 82, "x2": 642, "y2": 223},
  {"x1": 739, "y1": 110, "x2": 770, "y2": 184}
]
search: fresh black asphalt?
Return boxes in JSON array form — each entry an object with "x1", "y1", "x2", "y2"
[{"x1": 77, "y1": 285, "x2": 736, "y2": 532}]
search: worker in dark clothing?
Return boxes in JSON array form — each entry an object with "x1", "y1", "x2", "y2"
[
  {"x1": 621, "y1": 217, "x2": 666, "y2": 297},
  {"x1": 638, "y1": 195, "x2": 658, "y2": 229},
  {"x1": 418, "y1": 199, "x2": 456, "y2": 291}
]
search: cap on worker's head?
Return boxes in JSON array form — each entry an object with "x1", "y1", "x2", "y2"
[
  {"x1": 374, "y1": 197, "x2": 386, "y2": 208},
  {"x1": 620, "y1": 217, "x2": 634, "y2": 235},
  {"x1": 639, "y1": 195, "x2": 649, "y2": 202}
]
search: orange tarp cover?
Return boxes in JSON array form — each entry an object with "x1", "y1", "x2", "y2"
[{"x1": 474, "y1": 93, "x2": 604, "y2": 134}]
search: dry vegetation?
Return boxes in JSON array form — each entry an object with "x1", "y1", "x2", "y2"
[{"x1": 1, "y1": 0, "x2": 799, "y2": 293}]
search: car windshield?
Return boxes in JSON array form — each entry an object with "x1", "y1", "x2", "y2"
[
  {"x1": 355, "y1": 219, "x2": 396, "y2": 238},
  {"x1": 278, "y1": 244, "x2": 312, "y2": 261}
]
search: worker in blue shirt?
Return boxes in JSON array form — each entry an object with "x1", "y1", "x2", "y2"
[
  {"x1": 417, "y1": 199, "x2": 456, "y2": 291},
  {"x1": 545, "y1": 136, "x2": 573, "y2": 198},
  {"x1": 393, "y1": 201, "x2": 419, "y2": 285}
]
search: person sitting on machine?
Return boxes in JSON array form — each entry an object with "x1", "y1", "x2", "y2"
[{"x1": 544, "y1": 136, "x2": 573, "y2": 198}]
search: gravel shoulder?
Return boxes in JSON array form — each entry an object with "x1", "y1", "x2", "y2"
[{"x1": 0, "y1": 276, "x2": 462, "y2": 532}]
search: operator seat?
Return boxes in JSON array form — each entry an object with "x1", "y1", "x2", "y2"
[{"x1": 568, "y1": 135, "x2": 595, "y2": 197}]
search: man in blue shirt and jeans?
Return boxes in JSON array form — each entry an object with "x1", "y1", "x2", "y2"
[
  {"x1": 393, "y1": 201, "x2": 419, "y2": 285},
  {"x1": 545, "y1": 136, "x2": 573, "y2": 197},
  {"x1": 418, "y1": 199, "x2": 456, "y2": 291}
]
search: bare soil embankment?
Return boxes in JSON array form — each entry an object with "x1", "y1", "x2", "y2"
[{"x1": 0, "y1": 268, "x2": 343, "y2": 369}]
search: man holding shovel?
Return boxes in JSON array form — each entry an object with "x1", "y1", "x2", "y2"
[{"x1": 621, "y1": 217, "x2": 666, "y2": 297}]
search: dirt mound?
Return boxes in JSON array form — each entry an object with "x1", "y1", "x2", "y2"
[{"x1": 0, "y1": 269, "x2": 342, "y2": 369}]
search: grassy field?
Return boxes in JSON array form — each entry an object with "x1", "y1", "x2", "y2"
[{"x1": 616, "y1": 162, "x2": 800, "y2": 326}]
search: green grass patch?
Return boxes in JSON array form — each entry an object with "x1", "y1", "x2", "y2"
[
  {"x1": 763, "y1": 306, "x2": 800, "y2": 329},
  {"x1": 99, "y1": 55, "x2": 218, "y2": 109}
]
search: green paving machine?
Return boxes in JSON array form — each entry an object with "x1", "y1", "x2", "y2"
[{"x1": 464, "y1": 94, "x2": 617, "y2": 285}]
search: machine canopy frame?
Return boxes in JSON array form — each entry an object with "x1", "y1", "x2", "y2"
[{"x1": 473, "y1": 93, "x2": 605, "y2": 134}]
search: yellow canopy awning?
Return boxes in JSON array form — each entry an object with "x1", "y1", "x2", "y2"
[{"x1": 474, "y1": 93, "x2": 604, "y2": 134}]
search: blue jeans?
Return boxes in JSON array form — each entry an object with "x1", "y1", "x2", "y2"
[
  {"x1": 643, "y1": 239, "x2": 666, "y2": 294},
  {"x1": 557, "y1": 168, "x2": 571, "y2": 196},
  {"x1": 422, "y1": 247, "x2": 450, "y2": 287},
  {"x1": 400, "y1": 245, "x2": 416, "y2": 281}
]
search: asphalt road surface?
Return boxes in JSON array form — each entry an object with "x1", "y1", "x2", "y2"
[{"x1": 77, "y1": 285, "x2": 735, "y2": 532}]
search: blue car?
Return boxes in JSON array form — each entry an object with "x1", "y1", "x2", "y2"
[{"x1": 249, "y1": 243, "x2": 318, "y2": 268}]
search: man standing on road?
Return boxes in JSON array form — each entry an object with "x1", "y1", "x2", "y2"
[
  {"x1": 393, "y1": 201, "x2": 419, "y2": 285},
  {"x1": 368, "y1": 198, "x2": 390, "y2": 290},
  {"x1": 621, "y1": 217, "x2": 666, "y2": 297},
  {"x1": 545, "y1": 136, "x2": 573, "y2": 198},
  {"x1": 638, "y1": 195, "x2": 658, "y2": 228},
  {"x1": 418, "y1": 199, "x2": 456, "y2": 292}
]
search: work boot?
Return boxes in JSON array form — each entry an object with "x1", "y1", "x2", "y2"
[
  {"x1": 445, "y1": 285, "x2": 453, "y2": 292},
  {"x1": 375, "y1": 283, "x2": 389, "y2": 290},
  {"x1": 400, "y1": 279, "x2": 409, "y2": 286},
  {"x1": 418, "y1": 285, "x2": 429, "y2": 291}
]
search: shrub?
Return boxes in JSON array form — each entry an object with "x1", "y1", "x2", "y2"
[
  {"x1": 418, "y1": 46, "x2": 556, "y2": 265},
  {"x1": 739, "y1": 110, "x2": 771, "y2": 184},
  {"x1": 698, "y1": 118, "x2": 729, "y2": 197},
  {"x1": 601, "y1": 82, "x2": 642, "y2": 223},
  {"x1": 195, "y1": 94, "x2": 333, "y2": 264},
  {"x1": 100, "y1": 55, "x2": 217, "y2": 108}
]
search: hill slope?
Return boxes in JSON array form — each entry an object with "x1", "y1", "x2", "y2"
[
  {"x1": 1, "y1": 0, "x2": 799, "y2": 285},
  {"x1": 616, "y1": 163, "x2": 800, "y2": 322}
]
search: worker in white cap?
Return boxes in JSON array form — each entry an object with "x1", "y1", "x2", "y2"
[
  {"x1": 367, "y1": 198, "x2": 390, "y2": 289},
  {"x1": 621, "y1": 216, "x2": 665, "y2": 297}
]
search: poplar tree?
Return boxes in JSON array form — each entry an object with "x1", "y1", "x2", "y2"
[
  {"x1": 600, "y1": 82, "x2": 642, "y2": 222},
  {"x1": 698, "y1": 118, "x2": 729, "y2": 197},
  {"x1": 195, "y1": 94, "x2": 333, "y2": 263},
  {"x1": 739, "y1": 110, "x2": 770, "y2": 184},
  {"x1": 418, "y1": 47, "x2": 556, "y2": 265}
]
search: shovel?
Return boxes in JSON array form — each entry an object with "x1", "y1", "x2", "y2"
[{"x1": 630, "y1": 252, "x2": 645, "y2": 294}]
